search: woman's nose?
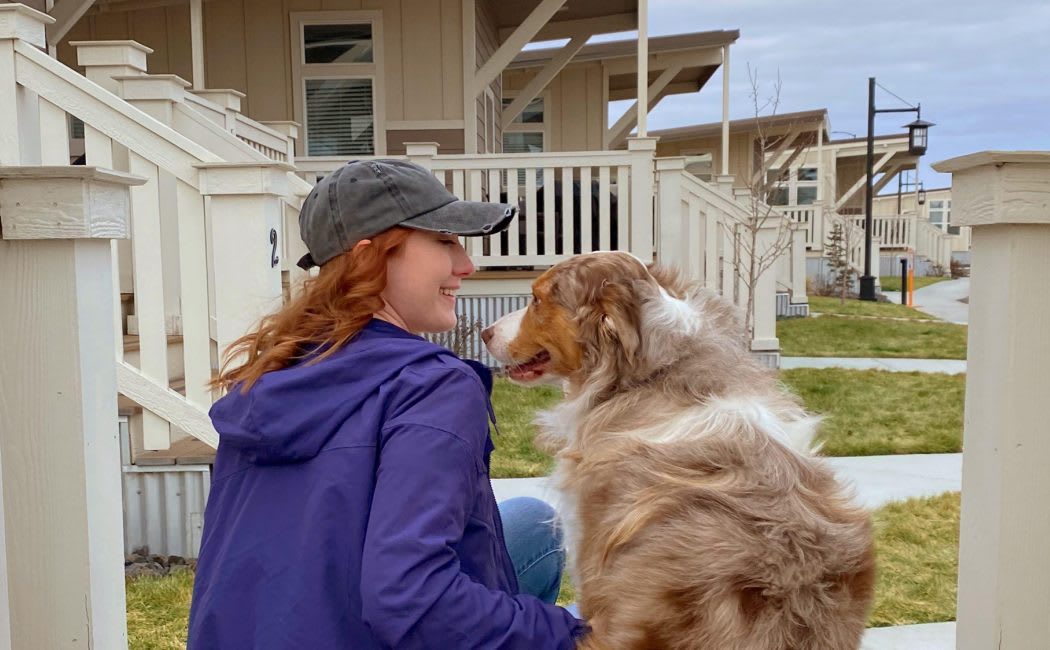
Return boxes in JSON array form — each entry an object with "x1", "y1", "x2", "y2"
[{"x1": 454, "y1": 243, "x2": 475, "y2": 276}]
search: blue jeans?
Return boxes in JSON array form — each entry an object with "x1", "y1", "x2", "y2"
[{"x1": 497, "y1": 497, "x2": 564, "y2": 604}]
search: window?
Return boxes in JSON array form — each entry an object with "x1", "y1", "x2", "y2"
[
  {"x1": 928, "y1": 198, "x2": 955, "y2": 233},
  {"x1": 293, "y1": 12, "x2": 383, "y2": 157},
  {"x1": 768, "y1": 165, "x2": 819, "y2": 205},
  {"x1": 502, "y1": 92, "x2": 547, "y2": 183}
]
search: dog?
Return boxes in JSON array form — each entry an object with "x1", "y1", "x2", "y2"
[{"x1": 482, "y1": 252, "x2": 875, "y2": 650}]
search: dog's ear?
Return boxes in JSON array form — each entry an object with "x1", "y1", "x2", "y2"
[{"x1": 577, "y1": 278, "x2": 645, "y2": 377}]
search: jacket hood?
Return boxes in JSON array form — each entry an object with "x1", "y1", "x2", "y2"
[{"x1": 209, "y1": 319, "x2": 491, "y2": 464}]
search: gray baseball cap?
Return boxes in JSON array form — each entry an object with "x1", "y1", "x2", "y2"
[{"x1": 296, "y1": 159, "x2": 517, "y2": 269}]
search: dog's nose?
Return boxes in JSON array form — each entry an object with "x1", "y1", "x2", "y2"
[{"x1": 481, "y1": 326, "x2": 494, "y2": 345}]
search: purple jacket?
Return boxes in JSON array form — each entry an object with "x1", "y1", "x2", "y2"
[{"x1": 188, "y1": 319, "x2": 585, "y2": 649}]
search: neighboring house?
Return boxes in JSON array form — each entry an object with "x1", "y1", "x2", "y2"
[
  {"x1": 650, "y1": 112, "x2": 958, "y2": 279},
  {"x1": 875, "y1": 187, "x2": 970, "y2": 260}
]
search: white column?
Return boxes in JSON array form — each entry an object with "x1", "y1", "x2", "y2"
[
  {"x1": 197, "y1": 162, "x2": 291, "y2": 362},
  {"x1": 190, "y1": 0, "x2": 205, "y2": 89},
  {"x1": 721, "y1": 44, "x2": 730, "y2": 176},
  {"x1": 635, "y1": 0, "x2": 648, "y2": 138},
  {"x1": 0, "y1": 166, "x2": 143, "y2": 650},
  {"x1": 931, "y1": 152, "x2": 1050, "y2": 650},
  {"x1": 627, "y1": 136, "x2": 658, "y2": 263}
]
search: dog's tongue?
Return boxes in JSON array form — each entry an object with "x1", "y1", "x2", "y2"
[{"x1": 508, "y1": 351, "x2": 551, "y2": 381}]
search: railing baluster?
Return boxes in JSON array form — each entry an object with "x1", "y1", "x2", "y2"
[
  {"x1": 488, "y1": 168, "x2": 503, "y2": 257},
  {"x1": 617, "y1": 165, "x2": 630, "y2": 252},
  {"x1": 174, "y1": 179, "x2": 212, "y2": 409},
  {"x1": 561, "y1": 167, "x2": 573, "y2": 256},
  {"x1": 468, "y1": 170, "x2": 484, "y2": 257},
  {"x1": 599, "y1": 166, "x2": 611, "y2": 250},
  {"x1": 543, "y1": 167, "x2": 556, "y2": 256},
  {"x1": 525, "y1": 168, "x2": 538, "y2": 257},
  {"x1": 127, "y1": 151, "x2": 171, "y2": 450},
  {"x1": 580, "y1": 167, "x2": 592, "y2": 253},
  {"x1": 506, "y1": 168, "x2": 520, "y2": 256}
]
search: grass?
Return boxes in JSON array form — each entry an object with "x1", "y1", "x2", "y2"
[
  {"x1": 489, "y1": 379, "x2": 562, "y2": 478},
  {"x1": 879, "y1": 275, "x2": 951, "y2": 292},
  {"x1": 806, "y1": 295, "x2": 937, "y2": 320},
  {"x1": 490, "y1": 365, "x2": 966, "y2": 475},
  {"x1": 869, "y1": 492, "x2": 960, "y2": 626},
  {"x1": 778, "y1": 316, "x2": 967, "y2": 359},
  {"x1": 129, "y1": 493, "x2": 961, "y2": 636},
  {"x1": 782, "y1": 368, "x2": 964, "y2": 456},
  {"x1": 126, "y1": 570, "x2": 194, "y2": 650}
]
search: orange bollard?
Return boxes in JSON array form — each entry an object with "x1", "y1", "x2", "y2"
[{"x1": 907, "y1": 267, "x2": 915, "y2": 306}]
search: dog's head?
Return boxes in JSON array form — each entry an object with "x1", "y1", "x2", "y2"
[{"x1": 482, "y1": 252, "x2": 726, "y2": 395}]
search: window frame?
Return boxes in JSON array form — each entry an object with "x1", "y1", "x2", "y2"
[
  {"x1": 767, "y1": 164, "x2": 820, "y2": 206},
  {"x1": 291, "y1": 11, "x2": 386, "y2": 157},
  {"x1": 501, "y1": 89, "x2": 549, "y2": 152}
]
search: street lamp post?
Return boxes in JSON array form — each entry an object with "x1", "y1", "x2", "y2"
[{"x1": 859, "y1": 77, "x2": 934, "y2": 301}]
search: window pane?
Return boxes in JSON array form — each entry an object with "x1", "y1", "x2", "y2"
[
  {"x1": 502, "y1": 97, "x2": 544, "y2": 124},
  {"x1": 929, "y1": 200, "x2": 944, "y2": 209},
  {"x1": 948, "y1": 225, "x2": 960, "y2": 235},
  {"x1": 797, "y1": 167, "x2": 818, "y2": 181},
  {"x1": 766, "y1": 168, "x2": 782, "y2": 184},
  {"x1": 797, "y1": 186, "x2": 817, "y2": 205},
  {"x1": 304, "y1": 24, "x2": 373, "y2": 64},
  {"x1": 305, "y1": 78, "x2": 374, "y2": 156},
  {"x1": 768, "y1": 187, "x2": 789, "y2": 206},
  {"x1": 928, "y1": 210, "x2": 944, "y2": 224},
  {"x1": 503, "y1": 132, "x2": 543, "y2": 154}
]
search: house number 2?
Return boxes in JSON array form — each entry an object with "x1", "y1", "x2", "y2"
[{"x1": 269, "y1": 228, "x2": 279, "y2": 268}]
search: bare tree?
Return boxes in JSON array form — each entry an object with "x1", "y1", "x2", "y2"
[{"x1": 721, "y1": 65, "x2": 799, "y2": 340}]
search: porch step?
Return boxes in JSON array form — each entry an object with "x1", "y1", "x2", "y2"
[{"x1": 134, "y1": 436, "x2": 216, "y2": 466}]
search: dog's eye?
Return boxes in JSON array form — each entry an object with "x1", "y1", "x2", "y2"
[{"x1": 531, "y1": 295, "x2": 540, "y2": 306}]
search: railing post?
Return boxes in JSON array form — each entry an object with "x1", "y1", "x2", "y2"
[
  {"x1": 932, "y1": 152, "x2": 1050, "y2": 649},
  {"x1": 867, "y1": 228, "x2": 881, "y2": 285},
  {"x1": 71, "y1": 40, "x2": 151, "y2": 93},
  {"x1": 405, "y1": 141, "x2": 439, "y2": 170},
  {"x1": 0, "y1": 166, "x2": 144, "y2": 649},
  {"x1": 655, "y1": 157, "x2": 686, "y2": 270},
  {"x1": 627, "y1": 137, "x2": 658, "y2": 263},
  {"x1": 261, "y1": 120, "x2": 300, "y2": 164},
  {"x1": 790, "y1": 223, "x2": 808, "y2": 305},
  {"x1": 197, "y1": 161, "x2": 293, "y2": 363},
  {"x1": 751, "y1": 219, "x2": 780, "y2": 356},
  {"x1": 0, "y1": 5, "x2": 51, "y2": 167},
  {"x1": 715, "y1": 173, "x2": 735, "y2": 196},
  {"x1": 188, "y1": 88, "x2": 245, "y2": 132}
]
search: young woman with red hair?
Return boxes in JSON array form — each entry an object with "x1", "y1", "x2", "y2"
[{"x1": 187, "y1": 160, "x2": 587, "y2": 649}]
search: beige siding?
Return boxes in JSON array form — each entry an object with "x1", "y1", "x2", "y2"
[
  {"x1": 474, "y1": 0, "x2": 501, "y2": 153},
  {"x1": 58, "y1": 0, "x2": 468, "y2": 138},
  {"x1": 836, "y1": 159, "x2": 865, "y2": 213},
  {"x1": 386, "y1": 129, "x2": 464, "y2": 154},
  {"x1": 656, "y1": 132, "x2": 752, "y2": 183},
  {"x1": 503, "y1": 61, "x2": 604, "y2": 152}
]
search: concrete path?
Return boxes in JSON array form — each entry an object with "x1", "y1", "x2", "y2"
[
  {"x1": 884, "y1": 278, "x2": 970, "y2": 324},
  {"x1": 862, "y1": 622, "x2": 955, "y2": 649},
  {"x1": 781, "y1": 356, "x2": 966, "y2": 374},
  {"x1": 492, "y1": 453, "x2": 961, "y2": 514}
]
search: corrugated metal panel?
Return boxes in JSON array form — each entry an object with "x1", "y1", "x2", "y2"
[
  {"x1": 122, "y1": 464, "x2": 210, "y2": 558},
  {"x1": 425, "y1": 294, "x2": 530, "y2": 367}
]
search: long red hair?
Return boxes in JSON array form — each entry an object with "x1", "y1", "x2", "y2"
[{"x1": 214, "y1": 227, "x2": 413, "y2": 392}]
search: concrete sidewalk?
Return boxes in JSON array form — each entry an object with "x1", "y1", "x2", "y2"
[
  {"x1": 862, "y1": 622, "x2": 955, "y2": 649},
  {"x1": 883, "y1": 278, "x2": 970, "y2": 324},
  {"x1": 781, "y1": 356, "x2": 965, "y2": 374},
  {"x1": 492, "y1": 453, "x2": 961, "y2": 516}
]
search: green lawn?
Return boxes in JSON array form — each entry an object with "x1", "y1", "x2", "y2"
[
  {"x1": 880, "y1": 275, "x2": 951, "y2": 292},
  {"x1": 869, "y1": 492, "x2": 960, "y2": 627},
  {"x1": 783, "y1": 368, "x2": 964, "y2": 456},
  {"x1": 778, "y1": 316, "x2": 967, "y2": 359},
  {"x1": 806, "y1": 296, "x2": 938, "y2": 321},
  {"x1": 128, "y1": 493, "x2": 961, "y2": 640},
  {"x1": 490, "y1": 380, "x2": 562, "y2": 478}
]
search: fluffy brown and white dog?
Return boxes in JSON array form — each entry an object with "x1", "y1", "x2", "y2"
[{"x1": 482, "y1": 252, "x2": 875, "y2": 650}]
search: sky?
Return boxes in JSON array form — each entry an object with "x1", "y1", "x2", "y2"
[{"x1": 594, "y1": 0, "x2": 1050, "y2": 189}]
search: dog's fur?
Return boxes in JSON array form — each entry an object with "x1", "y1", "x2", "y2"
[{"x1": 483, "y1": 252, "x2": 875, "y2": 650}]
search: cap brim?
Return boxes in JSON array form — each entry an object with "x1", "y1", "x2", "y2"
[{"x1": 401, "y1": 200, "x2": 517, "y2": 237}]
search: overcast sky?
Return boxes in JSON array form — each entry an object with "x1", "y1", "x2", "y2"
[{"x1": 600, "y1": 0, "x2": 1050, "y2": 189}]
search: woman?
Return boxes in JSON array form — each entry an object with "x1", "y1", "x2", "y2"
[{"x1": 188, "y1": 160, "x2": 587, "y2": 649}]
